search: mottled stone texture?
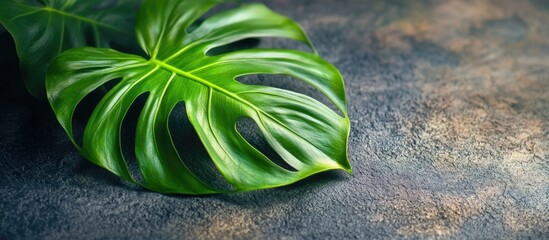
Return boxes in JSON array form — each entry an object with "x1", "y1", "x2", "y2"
[{"x1": 1, "y1": 0, "x2": 548, "y2": 239}]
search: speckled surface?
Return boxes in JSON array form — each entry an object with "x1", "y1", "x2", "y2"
[{"x1": 1, "y1": 0, "x2": 549, "y2": 239}]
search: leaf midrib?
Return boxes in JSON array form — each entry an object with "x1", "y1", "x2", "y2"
[{"x1": 150, "y1": 59, "x2": 259, "y2": 111}]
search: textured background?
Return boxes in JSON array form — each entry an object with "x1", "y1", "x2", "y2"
[{"x1": 1, "y1": 0, "x2": 549, "y2": 239}]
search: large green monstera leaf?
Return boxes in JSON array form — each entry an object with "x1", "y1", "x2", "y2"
[
  {"x1": 0, "y1": 0, "x2": 139, "y2": 98},
  {"x1": 47, "y1": 0, "x2": 351, "y2": 194}
]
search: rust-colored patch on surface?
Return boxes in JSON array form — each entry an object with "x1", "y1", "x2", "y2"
[
  {"x1": 373, "y1": 0, "x2": 549, "y2": 52},
  {"x1": 504, "y1": 203, "x2": 549, "y2": 232},
  {"x1": 190, "y1": 208, "x2": 262, "y2": 239},
  {"x1": 370, "y1": 186, "x2": 502, "y2": 237},
  {"x1": 367, "y1": 0, "x2": 549, "y2": 237}
]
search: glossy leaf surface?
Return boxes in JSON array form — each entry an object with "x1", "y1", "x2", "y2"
[
  {"x1": 0, "y1": 0, "x2": 139, "y2": 97},
  {"x1": 47, "y1": 0, "x2": 351, "y2": 194}
]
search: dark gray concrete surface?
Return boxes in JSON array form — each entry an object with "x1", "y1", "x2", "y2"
[{"x1": 1, "y1": 0, "x2": 549, "y2": 239}]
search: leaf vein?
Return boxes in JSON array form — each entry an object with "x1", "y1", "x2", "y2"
[
  {"x1": 8, "y1": 8, "x2": 44, "y2": 23},
  {"x1": 11, "y1": 3, "x2": 128, "y2": 34},
  {"x1": 206, "y1": 87, "x2": 239, "y2": 167},
  {"x1": 89, "y1": 65, "x2": 159, "y2": 142}
]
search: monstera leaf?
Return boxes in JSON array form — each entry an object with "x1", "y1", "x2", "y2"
[
  {"x1": 47, "y1": 0, "x2": 351, "y2": 194},
  {"x1": 0, "y1": 0, "x2": 139, "y2": 98}
]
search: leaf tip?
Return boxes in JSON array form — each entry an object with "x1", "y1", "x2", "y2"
[{"x1": 339, "y1": 159, "x2": 353, "y2": 175}]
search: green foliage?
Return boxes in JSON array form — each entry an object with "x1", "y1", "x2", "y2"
[
  {"x1": 0, "y1": 0, "x2": 139, "y2": 98},
  {"x1": 3, "y1": 0, "x2": 351, "y2": 194}
]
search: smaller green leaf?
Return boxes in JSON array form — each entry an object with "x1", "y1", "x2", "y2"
[{"x1": 0, "y1": 0, "x2": 140, "y2": 98}]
